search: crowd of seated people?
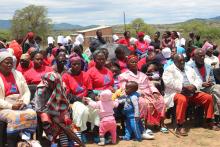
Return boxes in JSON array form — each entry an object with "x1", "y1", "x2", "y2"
[{"x1": 0, "y1": 30, "x2": 220, "y2": 146}]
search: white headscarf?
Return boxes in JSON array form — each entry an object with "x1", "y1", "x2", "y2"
[{"x1": 0, "y1": 51, "x2": 13, "y2": 63}]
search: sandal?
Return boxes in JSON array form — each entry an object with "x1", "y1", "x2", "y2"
[
  {"x1": 207, "y1": 123, "x2": 220, "y2": 131},
  {"x1": 175, "y1": 127, "x2": 188, "y2": 136},
  {"x1": 160, "y1": 127, "x2": 169, "y2": 133}
]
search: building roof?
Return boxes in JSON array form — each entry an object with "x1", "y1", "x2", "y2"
[{"x1": 76, "y1": 26, "x2": 111, "y2": 33}]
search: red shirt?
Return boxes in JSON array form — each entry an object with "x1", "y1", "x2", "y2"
[
  {"x1": 135, "y1": 40, "x2": 149, "y2": 53},
  {"x1": 43, "y1": 57, "x2": 53, "y2": 66},
  {"x1": 24, "y1": 66, "x2": 53, "y2": 85},
  {"x1": 137, "y1": 58, "x2": 146, "y2": 70},
  {"x1": 0, "y1": 72, "x2": 19, "y2": 96},
  {"x1": 62, "y1": 71, "x2": 92, "y2": 98},
  {"x1": 118, "y1": 60, "x2": 127, "y2": 73},
  {"x1": 88, "y1": 60, "x2": 96, "y2": 69},
  {"x1": 198, "y1": 66, "x2": 206, "y2": 81},
  {"x1": 87, "y1": 67, "x2": 114, "y2": 90},
  {"x1": 117, "y1": 38, "x2": 130, "y2": 47},
  {"x1": 16, "y1": 61, "x2": 33, "y2": 75}
]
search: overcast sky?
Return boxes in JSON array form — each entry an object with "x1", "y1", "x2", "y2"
[{"x1": 1, "y1": 0, "x2": 220, "y2": 26}]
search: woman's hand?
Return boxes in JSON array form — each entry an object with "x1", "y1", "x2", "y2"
[
  {"x1": 153, "y1": 93, "x2": 159, "y2": 100},
  {"x1": 19, "y1": 103, "x2": 26, "y2": 110},
  {"x1": 12, "y1": 102, "x2": 23, "y2": 110}
]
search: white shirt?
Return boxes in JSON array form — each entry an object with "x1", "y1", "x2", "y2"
[{"x1": 204, "y1": 55, "x2": 219, "y2": 69}]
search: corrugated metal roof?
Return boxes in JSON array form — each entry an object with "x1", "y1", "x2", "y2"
[{"x1": 76, "y1": 26, "x2": 112, "y2": 33}]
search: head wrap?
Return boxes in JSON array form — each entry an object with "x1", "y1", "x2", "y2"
[
  {"x1": 161, "y1": 47, "x2": 171, "y2": 59},
  {"x1": 7, "y1": 48, "x2": 14, "y2": 55},
  {"x1": 27, "y1": 32, "x2": 35, "y2": 39},
  {"x1": 148, "y1": 46, "x2": 155, "y2": 52},
  {"x1": 41, "y1": 72, "x2": 69, "y2": 112},
  {"x1": 57, "y1": 35, "x2": 64, "y2": 44},
  {"x1": 137, "y1": 32, "x2": 145, "y2": 37},
  {"x1": 113, "y1": 34, "x2": 119, "y2": 41},
  {"x1": 69, "y1": 52, "x2": 81, "y2": 63},
  {"x1": 144, "y1": 35, "x2": 151, "y2": 43},
  {"x1": 127, "y1": 55, "x2": 138, "y2": 62},
  {"x1": 99, "y1": 90, "x2": 112, "y2": 101},
  {"x1": 130, "y1": 37, "x2": 137, "y2": 45},
  {"x1": 47, "y1": 36, "x2": 54, "y2": 44},
  {"x1": 0, "y1": 51, "x2": 13, "y2": 63},
  {"x1": 202, "y1": 41, "x2": 213, "y2": 52},
  {"x1": 20, "y1": 53, "x2": 31, "y2": 60}
]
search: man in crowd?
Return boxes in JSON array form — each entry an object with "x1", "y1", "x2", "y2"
[
  {"x1": 163, "y1": 54, "x2": 218, "y2": 136},
  {"x1": 89, "y1": 30, "x2": 106, "y2": 53},
  {"x1": 187, "y1": 48, "x2": 220, "y2": 123}
]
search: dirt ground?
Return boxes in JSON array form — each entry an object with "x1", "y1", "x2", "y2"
[{"x1": 86, "y1": 120, "x2": 220, "y2": 147}]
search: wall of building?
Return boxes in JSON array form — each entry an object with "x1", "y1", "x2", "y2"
[{"x1": 82, "y1": 27, "x2": 113, "y2": 47}]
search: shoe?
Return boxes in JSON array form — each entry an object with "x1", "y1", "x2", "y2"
[
  {"x1": 144, "y1": 129, "x2": 153, "y2": 135},
  {"x1": 51, "y1": 143, "x2": 57, "y2": 147},
  {"x1": 142, "y1": 133, "x2": 154, "y2": 140},
  {"x1": 98, "y1": 137, "x2": 105, "y2": 146},
  {"x1": 160, "y1": 127, "x2": 169, "y2": 133},
  {"x1": 93, "y1": 135, "x2": 100, "y2": 144},
  {"x1": 206, "y1": 123, "x2": 220, "y2": 131},
  {"x1": 175, "y1": 127, "x2": 188, "y2": 136}
]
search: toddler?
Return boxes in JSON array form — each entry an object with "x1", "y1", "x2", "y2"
[{"x1": 87, "y1": 90, "x2": 118, "y2": 145}]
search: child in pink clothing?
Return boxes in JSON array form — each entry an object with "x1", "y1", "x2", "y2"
[{"x1": 87, "y1": 90, "x2": 118, "y2": 146}]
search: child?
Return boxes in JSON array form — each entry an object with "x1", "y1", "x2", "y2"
[
  {"x1": 110, "y1": 64, "x2": 121, "y2": 91},
  {"x1": 117, "y1": 81, "x2": 142, "y2": 141},
  {"x1": 86, "y1": 90, "x2": 118, "y2": 146}
]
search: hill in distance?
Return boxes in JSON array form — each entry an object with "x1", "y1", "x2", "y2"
[{"x1": 0, "y1": 16, "x2": 220, "y2": 30}]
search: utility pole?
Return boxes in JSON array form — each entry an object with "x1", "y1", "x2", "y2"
[{"x1": 123, "y1": 11, "x2": 126, "y2": 32}]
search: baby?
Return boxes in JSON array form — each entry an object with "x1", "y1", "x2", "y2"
[{"x1": 86, "y1": 90, "x2": 118, "y2": 146}]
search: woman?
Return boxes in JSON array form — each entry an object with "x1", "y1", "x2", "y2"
[
  {"x1": 150, "y1": 32, "x2": 161, "y2": 49},
  {"x1": 62, "y1": 53, "x2": 100, "y2": 143},
  {"x1": 24, "y1": 52, "x2": 53, "y2": 85},
  {"x1": 0, "y1": 51, "x2": 37, "y2": 146},
  {"x1": 135, "y1": 32, "x2": 149, "y2": 56},
  {"x1": 161, "y1": 31, "x2": 175, "y2": 49},
  {"x1": 71, "y1": 46, "x2": 88, "y2": 71},
  {"x1": 87, "y1": 49, "x2": 114, "y2": 92},
  {"x1": 118, "y1": 55, "x2": 167, "y2": 137},
  {"x1": 16, "y1": 53, "x2": 33, "y2": 75},
  {"x1": 52, "y1": 51, "x2": 68, "y2": 76},
  {"x1": 115, "y1": 46, "x2": 127, "y2": 73},
  {"x1": 32, "y1": 72, "x2": 74, "y2": 146},
  {"x1": 62, "y1": 53, "x2": 92, "y2": 100}
]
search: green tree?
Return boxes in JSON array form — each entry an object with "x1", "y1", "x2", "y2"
[
  {"x1": 126, "y1": 18, "x2": 156, "y2": 37},
  {"x1": 178, "y1": 20, "x2": 220, "y2": 41},
  {"x1": 11, "y1": 5, "x2": 52, "y2": 41}
]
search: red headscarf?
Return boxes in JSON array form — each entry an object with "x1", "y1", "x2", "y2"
[
  {"x1": 137, "y1": 32, "x2": 145, "y2": 37},
  {"x1": 127, "y1": 55, "x2": 138, "y2": 62},
  {"x1": 27, "y1": 32, "x2": 35, "y2": 39}
]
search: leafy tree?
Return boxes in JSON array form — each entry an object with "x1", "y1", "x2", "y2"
[
  {"x1": 11, "y1": 5, "x2": 52, "y2": 41},
  {"x1": 178, "y1": 20, "x2": 220, "y2": 42},
  {"x1": 126, "y1": 18, "x2": 156, "y2": 37},
  {"x1": 0, "y1": 29, "x2": 10, "y2": 41}
]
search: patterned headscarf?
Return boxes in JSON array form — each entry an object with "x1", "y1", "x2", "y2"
[
  {"x1": 42, "y1": 72, "x2": 69, "y2": 112},
  {"x1": 69, "y1": 52, "x2": 81, "y2": 63}
]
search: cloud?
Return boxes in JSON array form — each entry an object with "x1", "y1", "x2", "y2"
[{"x1": 1, "y1": 0, "x2": 220, "y2": 25}]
